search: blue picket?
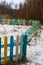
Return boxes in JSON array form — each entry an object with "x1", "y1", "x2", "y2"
[
  {"x1": 20, "y1": 19, "x2": 23, "y2": 25},
  {"x1": 10, "y1": 36, "x2": 14, "y2": 61}
]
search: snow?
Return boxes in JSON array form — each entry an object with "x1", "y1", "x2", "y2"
[
  {"x1": 0, "y1": 25, "x2": 31, "y2": 37},
  {"x1": 0, "y1": 25, "x2": 31, "y2": 62},
  {"x1": 0, "y1": 25, "x2": 31, "y2": 44},
  {"x1": 0, "y1": 25, "x2": 43, "y2": 65},
  {"x1": 26, "y1": 26, "x2": 43, "y2": 65}
]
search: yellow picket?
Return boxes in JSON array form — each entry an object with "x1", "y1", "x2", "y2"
[{"x1": 4, "y1": 36, "x2": 8, "y2": 64}]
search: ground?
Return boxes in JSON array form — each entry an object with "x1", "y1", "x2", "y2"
[
  {"x1": 26, "y1": 26, "x2": 43, "y2": 65},
  {"x1": 0, "y1": 25, "x2": 43, "y2": 65}
]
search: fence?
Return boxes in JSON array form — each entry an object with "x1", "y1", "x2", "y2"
[
  {"x1": 0, "y1": 18, "x2": 40, "y2": 64},
  {"x1": 0, "y1": 34, "x2": 27, "y2": 64},
  {"x1": 0, "y1": 18, "x2": 40, "y2": 25}
]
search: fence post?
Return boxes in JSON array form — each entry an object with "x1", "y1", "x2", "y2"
[
  {"x1": 4, "y1": 36, "x2": 8, "y2": 64},
  {"x1": 10, "y1": 36, "x2": 14, "y2": 61},
  {"x1": 0, "y1": 38, "x2": 1, "y2": 64}
]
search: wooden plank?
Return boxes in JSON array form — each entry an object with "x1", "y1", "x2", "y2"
[
  {"x1": 16, "y1": 35, "x2": 19, "y2": 62},
  {"x1": 20, "y1": 35, "x2": 27, "y2": 59},
  {"x1": 20, "y1": 35, "x2": 24, "y2": 59},
  {"x1": 4, "y1": 36, "x2": 8, "y2": 64},
  {"x1": 23, "y1": 35, "x2": 27, "y2": 58},
  {"x1": 10, "y1": 36, "x2": 14, "y2": 61}
]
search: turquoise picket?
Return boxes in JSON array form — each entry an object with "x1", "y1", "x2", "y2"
[
  {"x1": 29, "y1": 20, "x2": 32, "y2": 25},
  {"x1": 22, "y1": 35, "x2": 27, "y2": 58},
  {"x1": 20, "y1": 35, "x2": 27, "y2": 59},
  {"x1": 20, "y1": 35, "x2": 24, "y2": 59},
  {"x1": 0, "y1": 18, "x2": 2, "y2": 24},
  {"x1": 14, "y1": 19, "x2": 18, "y2": 25},
  {"x1": 0, "y1": 38, "x2": 1, "y2": 63}
]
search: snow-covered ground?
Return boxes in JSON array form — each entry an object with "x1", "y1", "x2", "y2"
[
  {"x1": 0, "y1": 25, "x2": 43, "y2": 65},
  {"x1": 0, "y1": 24, "x2": 31, "y2": 44},
  {"x1": 0, "y1": 25, "x2": 31, "y2": 37},
  {"x1": 26, "y1": 26, "x2": 43, "y2": 65},
  {"x1": 0, "y1": 25, "x2": 31, "y2": 62}
]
